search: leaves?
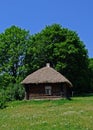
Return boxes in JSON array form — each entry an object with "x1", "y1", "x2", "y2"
[
  {"x1": 0, "y1": 26, "x2": 30, "y2": 83},
  {"x1": 0, "y1": 23, "x2": 91, "y2": 97},
  {"x1": 27, "y1": 24, "x2": 89, "y2": 93}
]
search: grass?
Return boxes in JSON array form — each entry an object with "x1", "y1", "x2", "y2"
[{"x1": 0, "y1": 97, "x2": 93, "y2": 130}]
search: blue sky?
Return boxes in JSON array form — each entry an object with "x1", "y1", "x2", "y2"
[{"x1": 0, "y1": 0, "x2": 93, "y2": 57}]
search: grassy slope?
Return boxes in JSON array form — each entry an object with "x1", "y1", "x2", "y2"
[{"x1": 0, "y1": 97, "x2": 93, "y2": 130}]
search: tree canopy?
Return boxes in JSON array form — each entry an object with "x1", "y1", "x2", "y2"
[
  {"x1": 0, "y1": 25, "x2": 30, "y2": 86},
  {"x1": 88, "y1": 58, "x2": 93, "y2": 91},
  {"x1": 26, "y1": 24, "x2": 89, "y2": 93},
  {"x1": 0, "y1": 24, "x2": 92, "y2": 102}
]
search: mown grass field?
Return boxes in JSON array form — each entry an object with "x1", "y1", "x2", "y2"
[{"x1": 0, "y1": 97, "x2": 93, "y2": 130}]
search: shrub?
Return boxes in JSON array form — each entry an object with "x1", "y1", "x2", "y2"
[
  {"x1": 0, "y1": 83, "x2": 25, "y2": 109},
  {"x1": 5, "y1": 83, "x2": 25, "y2": 101},
  {"x1": 0, "y1": 90, "x2": 7, "y2": 109}
]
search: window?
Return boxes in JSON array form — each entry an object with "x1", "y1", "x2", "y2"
[{"x1": 45, "y1": 86, "x2": 52, "y2": 95}]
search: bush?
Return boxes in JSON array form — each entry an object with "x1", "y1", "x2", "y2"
[
  {"x1": 0, "y1": 90, "x2": 7, "y2": 109},
  {"x1": 5, "y1": 83, "x2": 25, "y2": 101},
  {"x1": 0, "y1": 83, "x2": 25, "y2": 109}
]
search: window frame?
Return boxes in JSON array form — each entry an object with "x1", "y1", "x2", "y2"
[{"x1": 45, "y1": 86, "x2": 52, "y2": 95}]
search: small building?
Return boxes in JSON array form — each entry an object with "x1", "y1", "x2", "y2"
[{"x1": 21, "y1": 63, "x2": 72, "y2": 100}]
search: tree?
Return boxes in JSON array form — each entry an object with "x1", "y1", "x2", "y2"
[
  {"x1": 88, "y1": 58, "x2": 93, "y2": 91},
  {"x1": 0, "y1": 25, "x2": 30, "y2": 87},
  {"x1": 0, "y1": 24, "x2": 90, "y2": 96},
  {"x1": 26, "y1": 24, "x2": 89, "y2": 93}
]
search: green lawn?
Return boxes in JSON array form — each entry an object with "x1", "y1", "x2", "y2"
[{"x1": 0, "y1": 97, "x2": 93, "y2": 130}]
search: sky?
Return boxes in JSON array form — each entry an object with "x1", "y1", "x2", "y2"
[{"x1": 0, "y1": 0, "x2": 93, "y2": 58}]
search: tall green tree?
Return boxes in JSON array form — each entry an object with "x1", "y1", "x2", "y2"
[
  {"x1": 26, "y1": 24, "x2": 89, "y2": 93},
  {"x1": 88, "y1": 58, "x2": 93, "y2": 91},
  {"x1": 0, "y1": 25, "x2": 30, "y2": 87},
  {"x1": 0, "y1": 24, "x2": 90, "y2": 95}
]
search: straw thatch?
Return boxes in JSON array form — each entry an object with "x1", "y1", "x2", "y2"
[{"x1": 21, "y1": 64, "x2": 72, "y2": 87}]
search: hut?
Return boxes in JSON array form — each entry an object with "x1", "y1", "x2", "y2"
[{"x1": 21, "y1": 63, "x2": 72, "y2": 100}]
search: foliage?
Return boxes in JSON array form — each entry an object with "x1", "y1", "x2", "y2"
[
  {"x1": 4, "y1": 83, "x2": 25, "y2": 101},
  {"x1": 88, "y1": 58, "x2": 93, "y2": 91},
  {"x1": 0, "y1": 90, "x2": 7, "y2": 109},
  {"x1": 0, "y1": 83, "x2": 24, "y2": 109},
  {"x1": 0, "y1": 24, "x2": 91, "y2": 99},
  {"x1": 0, "y1": 97, "x2": 93, "y2": 129},
  {"x1": 26, "y1": 24, "x2": 89, "y2": 93},
  {"x1": 0, "y1": 25, "x2": 30, "y2": 84},
  {"x1": 0, "y1": 25, "x2": 29, "y2": 101}
]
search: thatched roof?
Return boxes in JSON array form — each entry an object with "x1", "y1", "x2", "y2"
[{"x1": 21, "y1": 63, "x2": 72, "y2": 87}]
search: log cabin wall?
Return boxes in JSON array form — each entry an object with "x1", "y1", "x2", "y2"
[{"x1": 25, "y1": 83, "x2": 64, "y2": 99}]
